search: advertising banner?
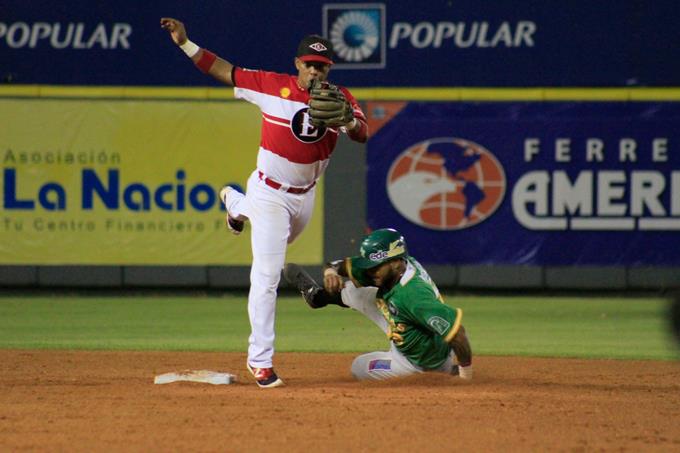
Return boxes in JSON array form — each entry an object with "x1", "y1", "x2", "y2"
[
  {"x1": 0, "y1": 98, "x2": 323, "y2": 265},
  {"x1": 1, "y1": 0, "x2": 679, "y2": 87},
  {"x1": 365, "y1": 101, "x2": 680, "y2": 265}
]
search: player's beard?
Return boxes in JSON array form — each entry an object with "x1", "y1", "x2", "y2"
[{"x1": 376, "y1": 270, "x2": 400, "y2": 292}]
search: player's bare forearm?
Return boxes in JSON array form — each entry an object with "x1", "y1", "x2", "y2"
[
  {"x1": 449, "y1": 325, "x2": 472, "y2": 367},
  {"x1": 192, "y1": 50, "x2": 234, "y2": 86},
  {"x1": 161, "y1": 17, "x2": 234, "y2": 86}
]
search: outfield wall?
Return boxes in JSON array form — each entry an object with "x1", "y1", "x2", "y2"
[
  {"x1": 1, "y1": 88, "x2": 679, "y2": 290},
  {"x1": 3, "y1": 0, "x2": 679, "y2": 87},
  {"x1": 3, "y1": 1, "x2": 680, "y2": 289}
]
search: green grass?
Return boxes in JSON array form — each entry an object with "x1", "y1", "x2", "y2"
[{"x1": 0, "y1": 295, "x2": 678, "y2": 360}]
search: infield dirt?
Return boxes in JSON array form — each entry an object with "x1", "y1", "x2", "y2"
[{"x1": 1, "y1": 350, "x2": 679, "y2": 452}]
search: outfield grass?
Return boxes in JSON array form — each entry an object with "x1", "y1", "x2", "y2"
[{"x1": 0, "y1": 295, "x2": 677, "y2": 360}]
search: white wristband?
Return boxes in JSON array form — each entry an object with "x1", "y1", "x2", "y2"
[
  {"x1": 179, "y1": 39, "x2": 200, "y2": 58},
  {"x1": 458, "y1": 365, "x2": 473, "y2": 380}
]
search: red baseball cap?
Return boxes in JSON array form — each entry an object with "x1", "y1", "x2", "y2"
[{"x1": 296, "y1": 35, "x2": 334, "y2": 65}]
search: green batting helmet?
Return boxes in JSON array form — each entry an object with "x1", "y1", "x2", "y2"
[{"x1": 354, "y1": 228, "x2": 408, "y2": 269}]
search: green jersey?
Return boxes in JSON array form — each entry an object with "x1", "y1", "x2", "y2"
[{"x1": 345, "y1": 256, "x2": 463, "y2": 369}]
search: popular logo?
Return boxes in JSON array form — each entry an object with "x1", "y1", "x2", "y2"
[
  {"x1": 386, "y1": 137, "x2": 506, "y2": 230},
  {"x1": 323, "y1": 4, "x2": 386, "y2": 69}
]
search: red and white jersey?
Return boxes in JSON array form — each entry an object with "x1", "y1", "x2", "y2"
[{"x1": 233, "y1": 67, "x2": 365, "y2": 188}]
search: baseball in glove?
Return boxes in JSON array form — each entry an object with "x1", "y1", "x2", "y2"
[{"x1": 307, "y1": 79, "x2": 354, "y2": 128}]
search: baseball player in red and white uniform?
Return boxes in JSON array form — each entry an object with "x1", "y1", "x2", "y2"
[{"x1": 161, "y1": 18, "x2": 368, "y2": 388}]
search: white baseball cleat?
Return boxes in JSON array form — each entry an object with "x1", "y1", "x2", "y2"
[{"x1": 219, "y1": 186, "x2": 245, "y2": 235}]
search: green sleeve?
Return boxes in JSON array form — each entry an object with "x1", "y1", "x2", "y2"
[{"x1": 405, "y1": 285, "x2": 462, "y2": 342}]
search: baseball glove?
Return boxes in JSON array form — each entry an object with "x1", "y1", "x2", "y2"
[{"x1": 308, "y1": 80, "x2": 354, "y2": 128}]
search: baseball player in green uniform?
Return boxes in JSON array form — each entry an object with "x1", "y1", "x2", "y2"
[{"x1": 284, "y1": 228, "x2": 472, "y2": 381}]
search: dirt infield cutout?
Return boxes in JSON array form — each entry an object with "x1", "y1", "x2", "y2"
[{"x1": 1, "y1": 350, "x2": 679, "y2": 451}]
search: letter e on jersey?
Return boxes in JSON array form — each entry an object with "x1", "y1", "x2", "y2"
[{"x1": 291, "y1": 108, "x2": 327, "y2": 143}]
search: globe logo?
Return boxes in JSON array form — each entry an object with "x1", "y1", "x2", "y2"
[
  {"x1": 329, "y1": 11, "x2": 379, "y2": 62},
  {"x1": 386, "y1": 138, "x2": 506, "y2": 230}
]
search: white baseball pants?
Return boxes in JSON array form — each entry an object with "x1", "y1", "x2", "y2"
[
  {"x1": 226, "y1": 170, "x2": 316, "y2": 368},
  {"x1": 340, "y1": 282, "x2": 456, "y2": 380}
]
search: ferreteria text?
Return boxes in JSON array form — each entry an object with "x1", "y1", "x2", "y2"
[{"x1": 512, "y1": 137, "x2": 680, "y2": 231}]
